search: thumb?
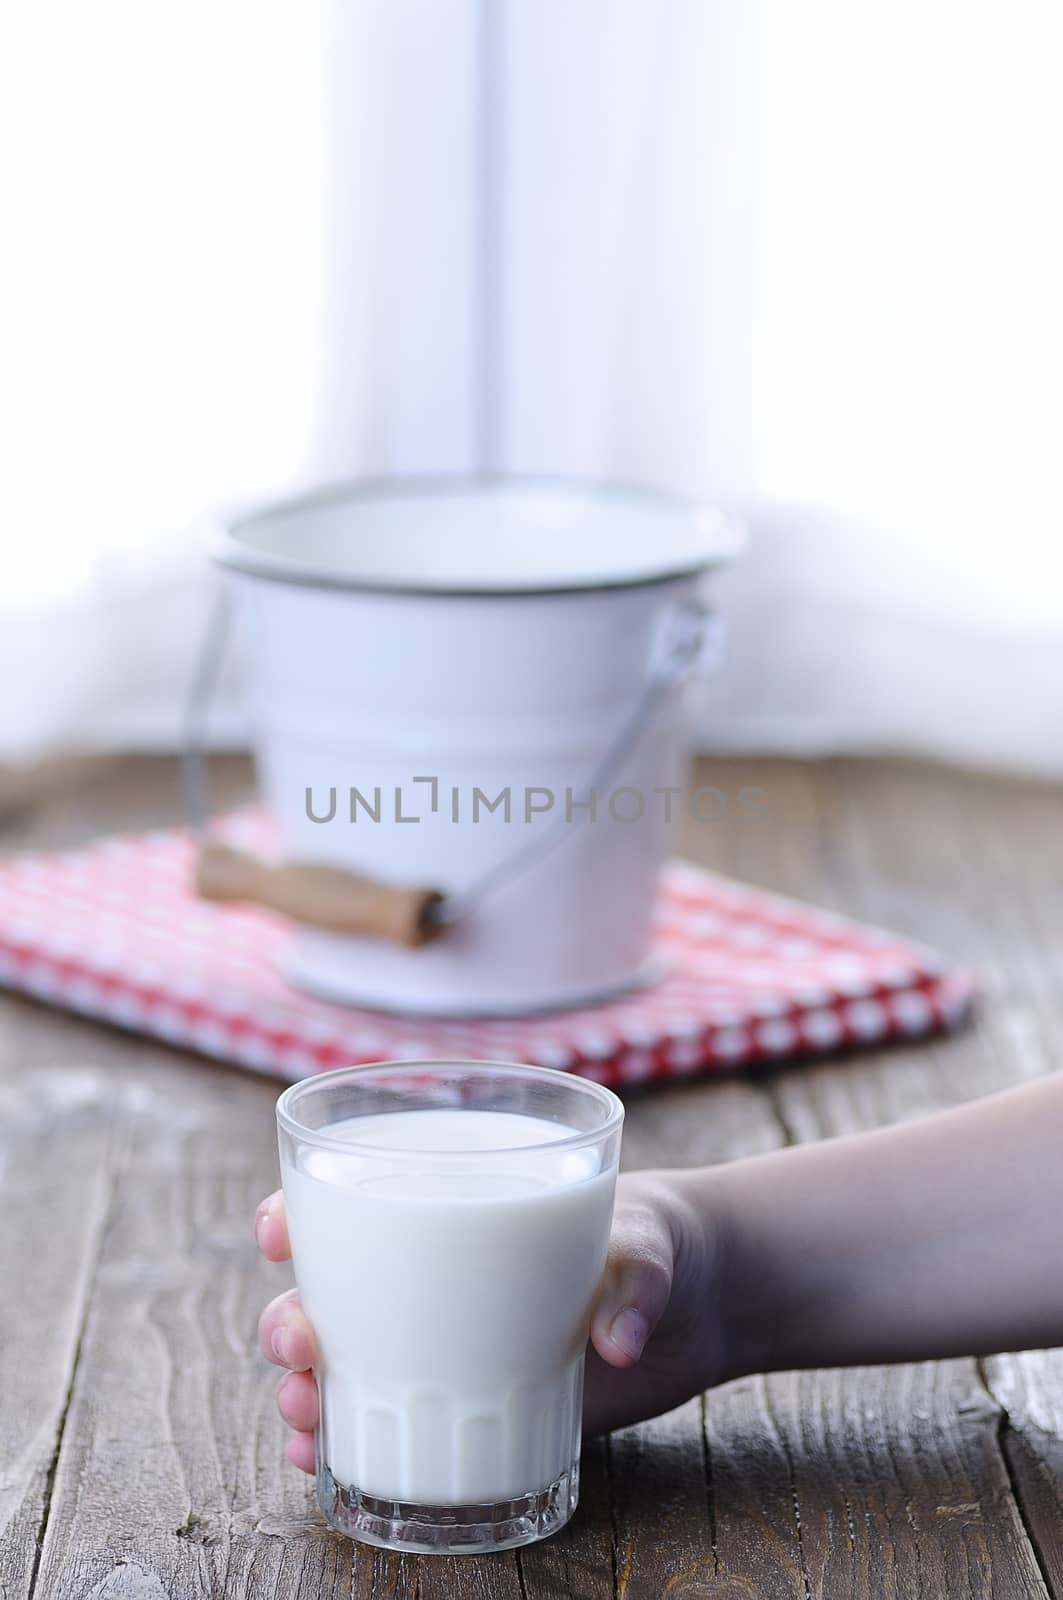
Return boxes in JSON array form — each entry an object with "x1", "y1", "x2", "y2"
[{"x1": 590, "y1": 1196, "x2": 675, "y2": 1368}]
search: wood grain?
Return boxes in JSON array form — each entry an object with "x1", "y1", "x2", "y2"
[
  {"x1": 30, "y1": 1164, "x2": 337, "y2": 1600},
  {"x1": 1, "y1": 753, "x2": 1061, "y2": 1597},
  {"x1": 756, "y1": 755, "x2": 1058, "y2": 1600},
  {"x1": 983, "y1": 1351, "x2": 1063, "y2": 1599},
  {"x1": 0, "y1": 1068, "x2": 112, "y2": 1600}
]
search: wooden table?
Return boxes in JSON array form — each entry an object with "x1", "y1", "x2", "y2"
[{"x1": 2, "y1": 754, "x2": 1061, "y2": 1600}]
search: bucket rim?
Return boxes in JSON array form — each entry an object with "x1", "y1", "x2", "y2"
[{"x1": 204, "y1": 472, "x2": 743, "y2": 598}]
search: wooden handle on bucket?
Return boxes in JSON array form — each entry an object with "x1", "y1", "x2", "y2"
[{"x1": 195, "y1": 843, "x2": 445, "y2": 948}]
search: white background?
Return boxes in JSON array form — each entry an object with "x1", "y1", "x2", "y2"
[{"x1": 3, "y1": 1, "x2": 1062, "y2": 769}]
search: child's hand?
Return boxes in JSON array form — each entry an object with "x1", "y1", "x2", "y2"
[
  {"x1": 255, "y1": 1170, "x2": 729, "y2": 1473},
  {"x1": 261, "y1": 1072, "x2": 1063, "y2": 1471}
]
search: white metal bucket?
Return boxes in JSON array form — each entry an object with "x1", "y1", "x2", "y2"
[{"x1": 207, "y1": 478, "x2": 740, "y2": 1015}]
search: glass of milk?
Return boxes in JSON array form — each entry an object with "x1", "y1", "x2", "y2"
[{"x1": 276, "y1": 1059, "x2": 623, "y2": 1554}]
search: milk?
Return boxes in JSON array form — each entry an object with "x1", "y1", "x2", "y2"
[{"x1": 281, "y1": 1107, "x2": 617, "y2": 1506}]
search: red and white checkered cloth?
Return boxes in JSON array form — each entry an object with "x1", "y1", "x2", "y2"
[{"x1": 0, "y1": 815, "x2": 973, "y2": 1087}]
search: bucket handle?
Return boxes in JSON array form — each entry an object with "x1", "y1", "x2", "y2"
[{"x1": 182, "y1": 591, "x2": 718, "y2": 944}]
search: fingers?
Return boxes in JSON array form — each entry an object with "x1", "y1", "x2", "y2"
[
  {"x1": 256, "y1": 1196, "x2": 317, "y2": 1475},
  {"x1": 590, "y1": 1191, "x2": 675, "y2": 1369},
  {"x1": 258, "y1": 1287, "x2": 316, "y2": 1371},
  {"x1": 277, "y1": 1369, "x2": 319, "y2": 1432},
  {"x1": 254, "y1": 1191, "x2": 291, "y2": 1263},
  {"x1": 285, "y1": 1432, "x2": 316, "y2": 1474},
  {"x1": 264, "y1": 1299, "x2": 315, "y2": 1472},
  {"x1": 275, "y1": 1346, "x2": 318, "y2": 1479}
]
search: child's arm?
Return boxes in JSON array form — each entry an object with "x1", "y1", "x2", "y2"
[
  {"x1": 255, "y1": 1074, "x2": 1063, "y2": 1468},
  {"x1": 709, "y1": 1071, "x2": 1063, "y2": 1378}
]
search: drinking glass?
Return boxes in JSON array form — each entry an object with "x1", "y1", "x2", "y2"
[{"x1": 276, "y1": 1059, "x2": 624, "y2": 1553}]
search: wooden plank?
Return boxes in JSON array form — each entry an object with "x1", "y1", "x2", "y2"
[
  {"x1": 602, "y1": 1401, "x2": 717, "y2": 1600},
  {"x1": 756, "y1": 756, "x2": 1056, "y2": 1600},
  {"x1": 982, "y1": 1352, "x2": 1063, "y2": 1599},
  {"x1": 618, "y1": 1078, "x2": 785, "y2": 1175},
  {"x1": 0, "y1": 1068, "x2": 112, "y2": 1600},
  {"x1": 705, "y1": 1362, "x2": 1047, "y2": 1600},
  {"x1": 683, "y1": 755, "x2": 839, "y2": 906},
  {"x1": 0, "y1": 752, "x2": 254, "y2": 856},
  {"x1": 861, "y1": 761, "x2": 1063, "y2": 1600},
  {"x1": 516, "y1": 1437, "x2": 616, "y2": 1600},
  {"x1": 28, "y1": 1161, "x2": 342, "y2": 1600},
  {"x1": 0, "y1": 988, "x2": 326, "y2": 1598}
]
